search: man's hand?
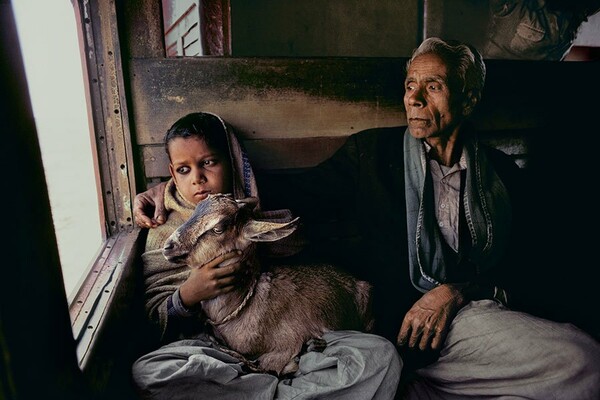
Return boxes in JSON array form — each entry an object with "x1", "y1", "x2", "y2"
[
  {"x1": 133, "y1": 181, "x2": 168, "y2": 228},
  {"x1": 397, "y1": 283, "x2": 468, "y2": 351},
  {"x1": 179, "y1": 251, "x2": 243, "y2": 308}
]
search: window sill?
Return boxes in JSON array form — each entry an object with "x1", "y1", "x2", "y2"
[{"x1": 69, "y1": 228, "x2": 145, "y2": 370}]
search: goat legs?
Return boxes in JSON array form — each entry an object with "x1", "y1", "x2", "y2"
[{"x1": 203, "y1": 334, "x2": 269, "y2": 375}]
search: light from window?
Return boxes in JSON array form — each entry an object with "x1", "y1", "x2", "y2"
[{"x1": 12, "y1": 0, "x2": 103, "y2": 300}]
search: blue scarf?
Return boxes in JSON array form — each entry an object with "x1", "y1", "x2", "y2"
[{"x1": 403, "y1": 128, "x2": 512, "y2": 292}]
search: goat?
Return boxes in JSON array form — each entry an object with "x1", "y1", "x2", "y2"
[{"x1": 162, "y1": 193, "x2": 374, "y2": 376}]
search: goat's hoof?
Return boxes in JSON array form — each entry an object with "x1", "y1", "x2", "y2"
[
  {"x1": 241, "y1": 359, "x2": 265, "y2": 374},
  {"x1": 280, "y1": 360, "x2": 300, "y2": 377},
  {"x1": 306, "y1": 337, "x2": 327, "y2": 353}
]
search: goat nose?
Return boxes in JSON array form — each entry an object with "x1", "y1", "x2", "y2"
[{"x1": 163, "y1": 240, "x2": 174, "y2": 251}]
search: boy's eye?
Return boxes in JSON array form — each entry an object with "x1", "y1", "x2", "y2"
[{"x1": 176, "y1": 166, "x2": 190, "y2": 174}]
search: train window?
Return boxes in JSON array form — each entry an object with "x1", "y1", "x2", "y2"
[
  {"x1": 162, "y1": 0, "x2": 231, "y2": 56},
  {"x1": 12, "y1": 0, "x2": 104, "y2": 301}
]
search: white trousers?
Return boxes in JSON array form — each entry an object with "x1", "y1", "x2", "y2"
[
  {"x1": 132, "y1": 330, "x2": 401, "y2": 400},
  {"x1": 402, "y1": 300, "x2": 600, "y2": 400}
]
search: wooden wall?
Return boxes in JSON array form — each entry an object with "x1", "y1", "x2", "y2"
[
  {"x1": 125, "y1": 55, "x2": 586, "y2": 187},
  {"x1": 229, "y1": 0, "x2": 421, "y2": 57},
  {"x1": 128, "y1": 57, "x2": 405, "y2": 178},
  {"x1": 118, "y1": 0, "x2": 596, "y2": 189}
]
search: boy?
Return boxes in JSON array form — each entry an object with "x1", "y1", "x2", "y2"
[{"x1": 132, "y1": 112, "x2": 401, "y2": 400}]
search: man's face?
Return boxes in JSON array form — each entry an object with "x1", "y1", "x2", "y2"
[{"x1": 403, "y1": 53, "x2": 464, "y2": 140}]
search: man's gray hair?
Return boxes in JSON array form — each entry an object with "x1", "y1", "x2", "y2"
[{"x1": 407, "y1": 37, "x2": 486, "y2": 96}]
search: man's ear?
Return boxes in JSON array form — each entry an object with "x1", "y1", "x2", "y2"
[{"x1": 462, "y1": 90, "x2": 480, "y2": 117}]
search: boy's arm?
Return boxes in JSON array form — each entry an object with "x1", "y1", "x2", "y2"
[{"x1": 134, "y1": 181, "x2": 168, "y2": 228}]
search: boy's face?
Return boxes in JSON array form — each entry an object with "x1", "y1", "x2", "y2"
[{"x1": 168, "y1": 136, "x2": 233, "y2": 205}]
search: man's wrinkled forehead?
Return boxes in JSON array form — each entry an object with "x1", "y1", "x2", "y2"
[
  {"x1": 405, "y1": 53, "x2": 462, "y2": 91},
  {"x1": 404, "y1": 73, "x2": 447, "y2": 85}
]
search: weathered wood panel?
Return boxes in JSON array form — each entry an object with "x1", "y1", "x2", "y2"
[
  {"x1": 128, "y1": 57, "x2": 407, "y2": 146},
  {"x1": 142, "y1": 130, "x2": 533, "y2": 179},
  {"x1": 128, "y1": 57, "x2": 567, "y2": 145},
  {"x1": 142, "y1": 136, "x2": 349, "y2": 178},
  {"x1": 230, "y1": 0, "x2": 420, "y2": 57},
  {"x1": 120, "y1": 0, "x2": 165, "y2": 58},
  {"x1": 127, "y1": 57, "x2": 593, "y2": 184}
]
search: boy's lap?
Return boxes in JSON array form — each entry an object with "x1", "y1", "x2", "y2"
[{"x1": 132, "y1": 330, "x2": 400, "y2": 400}]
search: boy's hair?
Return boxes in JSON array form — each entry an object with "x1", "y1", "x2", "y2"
[{"x1": 164, "y1": 112, "x2": 230, "y2": 161}]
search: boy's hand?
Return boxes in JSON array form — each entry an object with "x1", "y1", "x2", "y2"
[
  {"x1": 133, "y1": 181, "x2": 168, "y2": 228},
  {"x1": 179, "y1": 251, "x2": 243, "y2": 308}
]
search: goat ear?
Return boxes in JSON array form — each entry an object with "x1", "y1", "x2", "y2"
[{"x1": 241, "y1": 217, "x2": 299, "y2": 242}]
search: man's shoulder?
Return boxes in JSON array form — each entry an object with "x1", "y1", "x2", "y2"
[{"x1": 481, "y1": 143, "x2": 518, "y2": 169}]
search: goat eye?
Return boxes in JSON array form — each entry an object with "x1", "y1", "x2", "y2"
[{"x1": 212, "y1": 227, "x2": 224, "y2": 234}]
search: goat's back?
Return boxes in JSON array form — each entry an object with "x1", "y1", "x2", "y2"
[{"x1": 260, "y1": 263, "x2": 373, "y2": 332}]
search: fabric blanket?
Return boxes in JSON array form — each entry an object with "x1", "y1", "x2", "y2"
[{"x1": 132, "y1": 330, "x2": 401, "y2": 400}]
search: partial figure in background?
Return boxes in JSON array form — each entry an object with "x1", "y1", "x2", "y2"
[{"x1": 484, "y1": 0, "x2": 600, "y2": 60}]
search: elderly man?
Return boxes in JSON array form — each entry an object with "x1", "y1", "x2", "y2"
[{"x1": 134, "y1": 37, "x2": 600, "y2": 399}]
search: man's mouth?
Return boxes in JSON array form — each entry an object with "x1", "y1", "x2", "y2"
[{"x1": 408, "y1": 117, "x2": 429, "y2": 126}]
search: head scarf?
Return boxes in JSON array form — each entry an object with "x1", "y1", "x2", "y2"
[{"x1": 150, "y1": 111, "x2": 301, "y2": 255}]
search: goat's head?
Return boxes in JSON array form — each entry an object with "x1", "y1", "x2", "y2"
[{"x1": 163, "y1": 193, "x2": 299, "y2": 267}]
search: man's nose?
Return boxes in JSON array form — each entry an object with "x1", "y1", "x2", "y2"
[{"x1": 407, "y1": 88, "x2": 425, "y2": 107}]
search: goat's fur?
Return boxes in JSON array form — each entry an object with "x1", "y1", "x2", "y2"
[{"x1": 163, "y1": 193, "x2": 374, "y2": 376}]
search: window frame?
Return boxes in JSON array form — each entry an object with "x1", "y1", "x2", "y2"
[{"x1": 68, "y1": 0, "x2": 143, "y2": 374}]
